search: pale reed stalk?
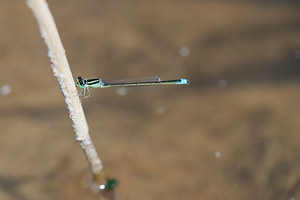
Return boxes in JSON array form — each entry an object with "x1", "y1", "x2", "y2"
[{"x1": 26, "y1": 0, "x2": 105, "y2": 184}]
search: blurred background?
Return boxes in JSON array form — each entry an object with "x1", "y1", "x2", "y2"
[{"x1": 0, "y1": 0, "x2": 300, "y2": 199}]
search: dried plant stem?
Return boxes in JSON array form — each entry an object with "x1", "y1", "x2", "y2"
[{"x1": 26, "y1": 0, "x2": 104, "y2": 182}]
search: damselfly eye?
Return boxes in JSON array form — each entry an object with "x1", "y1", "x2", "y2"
[{"x1": 77, "y1": 77, "x2": 84, "y2": 86}]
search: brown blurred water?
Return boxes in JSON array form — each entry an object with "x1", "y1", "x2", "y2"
[{"x1": 0, "y1": 0, "x2": 300, "y2": 199}]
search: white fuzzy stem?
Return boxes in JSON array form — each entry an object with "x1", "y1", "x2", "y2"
[{"x1": 26, "y1": 0, "x2": 103, "y2": 175}]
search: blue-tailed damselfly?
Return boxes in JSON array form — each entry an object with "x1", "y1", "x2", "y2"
[{"x1": 76, "y1": 76, "x2": 189, "y2": 98}]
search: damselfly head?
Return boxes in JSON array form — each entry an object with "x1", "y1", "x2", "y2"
[{"x1": 76, "y1": 77, "x2": 85, "y2": 88}]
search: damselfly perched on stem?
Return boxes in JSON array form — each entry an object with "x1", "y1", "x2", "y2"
[{"x1": 76, "y1": 76, "x2": 189, "y2": 98}]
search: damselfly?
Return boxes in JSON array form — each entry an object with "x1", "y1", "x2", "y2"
[{"x1": 76, "y1": 76, "x2": 189, "y2": 98}]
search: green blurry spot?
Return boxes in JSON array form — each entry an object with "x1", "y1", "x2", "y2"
[{"x1": 104, "y1": 179, "x2": 118, "y2": 190}]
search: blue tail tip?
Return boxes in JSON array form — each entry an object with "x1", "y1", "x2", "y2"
[{"x1": 179, "y1": 79, "x2": 189, "y2": 84}]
